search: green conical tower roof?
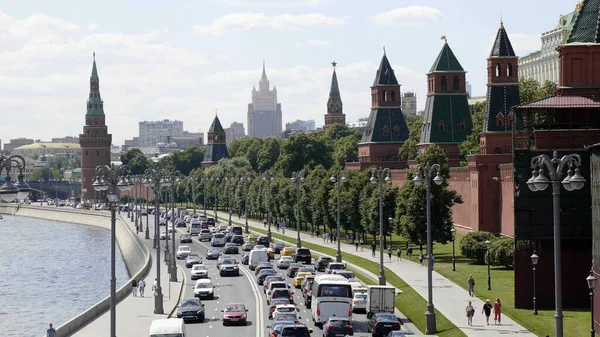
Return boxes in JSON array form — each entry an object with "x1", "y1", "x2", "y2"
[
  {"x1": 429, "y1": 40, "x2": 464, "y2": 73},
  {"x1": 567, "y1": 0, "x2": 600, "y2": 43},
  {"x1": 208, "y1": 115, "x2": 224, "y2": 133},
  {"x1": 372, "y1": 51, "x2": 398, "y2": 86},
  {"x1": 490, "y1": 22, "x2": 516, "y2": 57},
  {"x1": 86, "y1": 52, "x2": 104, "y2": 116}
]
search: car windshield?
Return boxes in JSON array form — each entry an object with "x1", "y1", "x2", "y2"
[
  {"x1": 260, "y1": 270, "x2": 277, "y2": 276},
  {"x1": 179, "y1": 247, "x2": 190, "y2": 252},
  {"x1": 273, "y1": 290, "x2": 289, "y2": 297},
  {"x1": 281, "y1": 256, "x2": 293, "y2": 261},
  {"x1": 297, "y1": 249, "x2": 310, "y2": 254},
  {"x1": 226, "y1": 243, "x2": 236, "y2": 247},
  {"x1": 180, "y1": 299, "x2": 200, "y2": 307},
  {"x1": 187, "y1": 254, "x2": 200, "y2": 259},
  {"x1": 273, "y1": 321, "x2": 297, "y2": 332},
  {"x1": 321, "y1": 257, "x2": 333, "y2": 262},
  {"x1": 328, "y1": 319, "x2": 351, "y2": 326},
  {"x1": 209, "y1": 249, "x2": 219, "y2": 254},
  {"x1": 375, "y1": 313, "x2": 398, "y2": 321},
  {"x1": 277, "y1": 307, "x2": 296, "y2": 312},
  {"x1": 181, "y1": 234, "x2": 191, "y2": 238},
  {"x1": 196, "y1": 282, "x2": 212, "y2": 289},
  {"x1": 330, "y1": 264, "x2": 344, "y2": 269},
  {"x1": 271, "y1": 283, "x2": 287, "y2": 289},
  {"x1": 221, "y1": 259, "x2": 235, "y2": 265},
  {"x1": 224, "y1": 304, "x2": 245, "y2": 312},
  {"x1": 214, "y1": 233, "x2": 225, "y2": 238},
  {"x1": 281, "y1": 327, "x2": 310, "y2": 337},
  {"x1": 355, "y1": 294, "x2": 367, "y2": 300},
  {"x1": 258, "y1": 263, "x2": 271, "y2": 268}
]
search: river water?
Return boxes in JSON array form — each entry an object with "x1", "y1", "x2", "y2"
[{"x1": 0, "y1": 214, "x2": 129, "y2": 337}]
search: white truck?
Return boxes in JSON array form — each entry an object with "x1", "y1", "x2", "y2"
[{"x1": 366, "y1": 285, "x2": 396, "y2": 319}]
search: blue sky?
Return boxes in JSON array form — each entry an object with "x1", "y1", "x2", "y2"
[{"x1": 0, "y1": 0, "x2": 578, "y2": 145}]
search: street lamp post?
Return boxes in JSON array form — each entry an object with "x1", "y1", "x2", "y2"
[
  {"x1": 143, "y1": 168, "x2": 172, "y2": 314},
  {"x1": 531, "y1": 251, "x2": 539, "y2": 315},
  {"x1": 264, "y1": 171, "x2": 275, "y2": 243},
  {"x1": 0, "y1": 155, "x2": 31, "y2": 203},
  {"x1": 225, "y1": 176, "x2": 233, "y2": 225},
  {"x1": 212, "y1": 177, "x2": 220, "y2": 221},
  {"x1": 145, "y1": 183, "x2": 150, "y2": 240},
  {"x1": 133, "y1": 176, "x2": 140, "y2": 231},
  {"x1": 292, "y1": 171, "x2": 306, "y2": 249},
  {"x1": 370, "y1": 166, "x2": 392, "y2": 285},
  {"x1": 240, "y1": 173, "x2": 252, "y2": 234},
  {"x1": 587, "y1": 269, "x2": 597, "y2": 337},
  {"x1": 413, "y1": 162, "x2": 444, "y2": 335},
  {"x1": 202, "y1": 177, "x2": 207, "y2": 217},
  {"x1": 92, "y1": 164, "x2": 134, "y2": 337},
  {"x1": 169, "y1": 170, "x2": 181, "y2": 282},
  {"x1": 526, "y1": 151, "x2": 586, "y2": 337},
  {"x1": 486, "y1": 239, "x2": 492, "y2": 290},
  {"x1": 451, "y1": 227, "x2": 456, "y2": 271},
  {"x1": 163, "y1": 185, "x2": 171, "y2": 266}
]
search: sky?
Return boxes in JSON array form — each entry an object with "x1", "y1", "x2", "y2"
[{"x1": 0, "y1": 0, "x2": 579, "y2": 146}]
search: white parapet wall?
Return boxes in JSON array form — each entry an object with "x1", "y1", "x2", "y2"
[{"x1": 0, "y1": 204, "x2": 151, "y2": 337}]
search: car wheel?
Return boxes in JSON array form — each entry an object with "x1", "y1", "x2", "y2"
[
  {"x1": 199, "y1": 314, "x2": 205, "y2": 323},
  {"x1": 210, "y1": 294, "x2": 215, "y2": 300}
]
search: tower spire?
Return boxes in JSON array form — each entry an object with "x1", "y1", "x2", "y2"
[
  {"x1": 261, "y1": 60, "x2": 267, "y2": 80},
  {"x1": 324, "y1": 61, "x2": 345, "y2": 128}
]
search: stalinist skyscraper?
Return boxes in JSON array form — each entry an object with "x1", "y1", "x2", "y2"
[{"x1": 247, "y1": 62, "x2": 282, "y2": 138}]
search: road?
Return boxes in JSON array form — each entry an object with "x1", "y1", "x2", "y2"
[{"x1": 157, "y1": 217, "x2": 373, "y2": 337}]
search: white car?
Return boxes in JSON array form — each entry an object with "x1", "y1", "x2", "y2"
[
  {"x1": 277, "y1": 256, "x2": 294, "y2": 269},
  {"x1": 194, "y1": 279, "x2": 215, "y2": 299},
  {"x1": 159, "y1": 230, "x2": 167, "y2": 240},
  {"x1": 191, "y1": 264, "x2": 208, "y2": 280},
  {"x1": 176, "y1": 246, "x2": 192, "y2": 259},
  {"x1": 211, "y1": 233, "x2": 226, "y2": 247},
  {"x1": 352, "y1": 292, "x2": 367, "y2": 313},
  {"x1": 272, "y1": 304, "x2": 301, "y2": 320}
]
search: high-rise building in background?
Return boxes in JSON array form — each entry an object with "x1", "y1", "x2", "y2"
[
  {"x1": 285, "y1": 120, "x2": 316, "y2": 132},
  {"x1": 401, "y1": 92, "x2": 417, "y2": 116},
  {"x1": 138, "y1": 119, "x2": 184, "y2": 146},
  {"x1": 323, "y1": 62, "x2": 345, "y2": 129},
  {"x1": 225, "y1": 122, "x2": 246, "y2": 146},
  {"x1": 518, "y1": 2, "x2": 581, "y2": 84},
  {"x1": 247, "y1": 62, "x2": 282, "y2": 138},
  {"x1": 466, "y1": 81, "x2": 473, "y2": 97}
]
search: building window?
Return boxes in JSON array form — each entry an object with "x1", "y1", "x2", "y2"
[
  {"x1": 439, "y1": 120, "x2": 445, "y2": 131},
  {"x1": 507, "y1": 112, "x2": 513, "y2": 127},
  {"x1": 496, "y1": 64, "x2": 502, "y2": 77},
  {"x1": 460, "y1": 120, "x2": 466, "y2": 130},
  {"x1": 393, "y1": 125, "x2": 401, "y2": 136},
  {"x1": 441, "y1": 76, "x2": 447, "y2": 91},
  {"x1": 496, "y1": 114, "x2": 504, "y2": 126},
  {"x1": 507, "y1": 63, "x2": 513, "y2": 77},
  {"x1": 96, "y1": 150, "x2": 99, "y2": 156},
  {"x1": 391, "y1": 90, "x2": 396, "y2": 102},
  {"x1": 382, "y1": 126, "x2": 390, "y2": 136},
  {"x1": 382, "y1": 90, "x2": 387, "y2": 102},
  {"x1": 453, "y1": 76, "x2": 460, "y2": 90}
]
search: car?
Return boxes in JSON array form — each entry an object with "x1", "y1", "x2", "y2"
[
  {"x1": 179, "y1": 233, "x2": 193, "y2": 243},
  {"x1": 205, "y1": 248, "x2": 220, "y2": 260},
  {"x1": 385, "y1": 327, "x2": 415, "y2": 336},
  {"x1": 218, "y1": 258, "x2": 240, "y2": 276},
  {"x1": 352, "y1": 292, "x2": 368, "y2": 313},
  {"x1": 185, "y1": 253, "x2": 202, "y2": 268},
  {"x1": 253, "y1": 244, "x2": 267, "y2": 251},
  {"x1": 211, "y1": 233, "x2": 226, "y2": 247},
  {"x1": 175, "y1": 217, "x2": 186, "y2": 227},
  {"x1": 257, "y1": 269, "x2": 278, "y2": 285},
  {"x1": 266, "y1": 247, "x2": 275, "y2": 260},
  {"x1": 191, "y1": 264, "x2": 209, "y2": 280},
  {"x1": 272, "y1": 304, "x2": 301, "y2": 321},
  {"x1": 257, "y1": 235, "x2": 270, "y2": 246},
  {"x1": 286, "y1": 263, "x2": 302, "y2": 278},
  {"x1": 314, "y1": 256, "x2": 334, "y2": 272},
  {"x1": 159, "y1": 230, "x2": 167, "y2": 240},
  {"x1": 263, "y1": 276, "x2": 286, "y2": 293},
  {"x1": 323, "y1": 316, "x2": 354, "y2": 337},
  {"x1": 246, "y1": 233, "x2": 259, "y2": 242},
  {"x1": 176, "y1": 298, "x2": 205, "y2": 323},
  {"x1": 266, "y1": 281, "x2": 291, "y2": 298},
  {"x1": 221, "y1": 303, "x2": 248, "y2": 326},
  {"x1": 277, "y1": 256, "x2": 294, "y2": 269},
  {"x1": 231, "y1": 235, "x2": 244, "y2": 245},
  {"x1": 241, "y1": 252, "x2": 250, "y2": 265},
  {"x1": 241, "y1": 241, "x2": 256, "y2": 251},
  {"x1": 176, "y1": 246, "x2": 192, "y2": 259},
  {"x1": 217, "y1": 255, "x2": 233, "y2": 268},
  {"x1": 223, "y1": 242, "x2": 239, "y2": 254},
  {"x1": 225, "y1": 232, "x2": 234, "y2": 242},
  {"x1": 293, "y1": 272, "x2": 311, "y2": 288},
  {"x1": 280, "y1": 247, "x2": 295, "y2": 257},
  {"x1": 297, "y1": 266, "x2": 316, "y2": 275},
  {"x1": 254, "y1": 262, "x2": 274, "y2": 275},
  {"x1": 278, "y1": 324, "x2": 313, "y2": 337},
  {"x1": 293, "y1": 248, "x2": 312, "y2": 264},
  {"x1": 325, "y1": 262, "x2": 346, "y2": 274},
  {"x1": 207, "y1": 218, "x2": 216, "y2": 226},
  {"x1": 193, "y1": 279, "x2": 215, "y2": 300},
  {"x1": 199, "y1": 229, "x2": 212, "y2": 241},
  {"x1": 269, "y1": 288, "x2": 294, "y2": 305},
  {"x1": 333, "y1": 270, "x2": 355, "y2": 279},
  {"x1": 267, "y1": 320, "x2": 298, "y2": 337},
  {"x1": 159, "y1": 218, "x2": 167, "y2": 226},
  {"x1": 272, "y1": 242, "x2": 286, "y2": 254},
  {"x1": 268, "y1": 298, "x2": 291, "y2": 319},
  {"x1": 367, "y1": 313, "x2": 401, "y2": 337}
]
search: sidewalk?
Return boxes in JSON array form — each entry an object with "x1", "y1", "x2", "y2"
[
  {"x1": 232, "y1": 215, "x2": 534, "y2": 337},
  {"x1": 71, "y1": 219, "x2": 185, "y2": 337}
]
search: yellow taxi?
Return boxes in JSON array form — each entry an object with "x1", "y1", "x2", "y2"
[
  {"x1": 294, "y1": 271, "x2": 311, "y2": 288},
  {"x1": 247, "y1": 234, "x2": 259, "y2": 242},
  {"x1": 266, "y1": 247, "x2": 275, "y2": 260},
  {"x1": 280, "y1": 247, "x2": 295, "y2": 257}
]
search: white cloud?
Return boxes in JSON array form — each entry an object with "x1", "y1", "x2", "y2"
[
  {"x1": 87, "y1": 23, "x2": 99, "y2": 32},
  {"x1": 221, "y1": 0, "x2": 326, "y2": 6},
  {"x1": 296, "y1": 39, "x2": 331, "y2": 47},
  {"x1": 484, "y1": 32, "x2": 540, "y2": 57},
  {"x1": 371, "y1": 6, "x2": 445, "y2": 26},
  {"x1": 193, "y1": 13, "x2": 346, "y2": 36}
]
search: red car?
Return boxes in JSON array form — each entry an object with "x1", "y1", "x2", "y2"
[{"x1": 221, "y1": 303, "x2": 248, "y2": 326}]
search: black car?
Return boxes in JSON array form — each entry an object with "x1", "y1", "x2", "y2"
[
  {"x1": 231, "y1": 235, "x2": 244, "y2": 245},
  {"x1": 257, "y1": 269, "x2": 278, "y2": 285},
  {"x1": 206, "y1": 248, "x2": 220, "y2": 260},
  {"x1": 176, "y1": 298, "x2": 205, "y2": 323},
  {"x1": 272, "y1": 242, "x2": 286, "y2": 254},
  {"x1": 314, "y1": 256, "x2": 334, "y2": 272},
  {"x1": 231, "y1": 226, "x2": 243, "y2": 236},
  {"x1": 293, "y1": 248, "x2": 312, "y2": 264},
  {"x1": 367, "y1": 313, "x2": 401, "y2": 337},
  {"x1": 323, "y1": 317, "x2": 353, "y2": 337},
  {"x1": 269, "y1": 288, "x2": 293, "y2": 304},
  {"x1": 268, "y1": 320, "x2": 298, "y2": 337},
  {"x1": 303, "y1": 290, "x2": 312, "y2": 308},
  {"x1": 185, "y1": 254, "x2": 202, "y2": 268},
  {"x1": 180, "y1": 233, "x2": 193, "y2": 243},
  {"x1": 257, "y1": 235, "x2": 270, "y2": 246},
  {"x1": 255, "y1": 262, "x2": 274, "y2": 276},
  {"x1": 287, "y1": 263, "x2": 302, "y2": 277},
  {"x1": 279, "y1": 324, "x2": 312, "y2": 337},
  {"x1": 223, "y1": 243, "x2": 239, "y2": 254},
  {"x1": 207, "y1": 218, "x2": 216, "y2": 226}
]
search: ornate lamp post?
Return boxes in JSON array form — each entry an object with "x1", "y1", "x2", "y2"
[
  {"x1": 531, "y1": 251, "x2": 539, "y2": 315},
  {"x1": 292, "y1": 171, "x2": 306, "y2": 249},
  {"x1": 526, "y1": 151, "x2": 585, "y2": 337},
  {"x1": 451, "y1": 227, "x2": 456, "y2": 271},
  {"x1": 263, "y1": 171, "x2": 275, "y2": 243},
  {"x1": 211, "y1": 177, "x2": 220, "y2": 221},
  {"x1": 370, "y1": 166, "x2": 391, "y2": 285},
  {"x1": 133, "y1": 176, "x2": 140, "y2": 231},
  {"x1": 92, "y1": 163, "x2": 134, "y2": 337},
  {"x1": 0, "y1": 155, "x2": 31, "y2": 203},
  {"x1": 225, "y1": 176, "x2": 234, "y2": 225},
  {"x1": 162, "y1": 184, "x2": 171, "y2": 266},
  {"x1": 240, "y1": 173, "x2": 252, "y2": 234},
  {"x1": 143, "y1": 168, "x2": 172, "y2": 314},
  {"x1": 485, "y1": 239, "x2": 492, "y2": 290},
  {"x1": 145, "y1": 181, "x2": 150, "y2": 240},
  {"x1": 587, "y1": 269, "x2": 597, "y2": 337},
  {"x1": 201, "y1": 175, "x2": 207, "y2": 217},
  {"x1": 168, "y1": 170, "x2": 181, "y2": 282},
  {"x1": 413, "y1": 162, "x2": 444, "y2": 335}
]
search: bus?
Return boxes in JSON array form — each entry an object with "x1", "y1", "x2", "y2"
[{"x1": 311, "y1": 274, "x2": 353, "y2": 327}]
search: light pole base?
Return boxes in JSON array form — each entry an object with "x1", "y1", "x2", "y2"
[
  {"x1": 154, "y1": 288, "x2": 164, "y2": 314},
  {"x1": 145, "y1": 229, "x2": 150, "y2": 240},
  {"x1": 297, "y1": 239, "x2": 302, "y2": 249},
  {"x1": 378, "y1": 276, "x2": 386, "y2": 286},
  {"x1": 336, "y1": 252, "x2": 343, "y2": 263},
  {"x1": 425, "y1": 307, "x2": 437, "y2": 334}
]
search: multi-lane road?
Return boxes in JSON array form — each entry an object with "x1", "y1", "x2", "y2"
[{"x1": 160, "y1": 218, "x2": 374, "y2": 337}]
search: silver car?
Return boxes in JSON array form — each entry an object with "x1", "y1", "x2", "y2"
[
  {"x1": 277, "y1": 256, "x2": 294, "y2": 269},
  {"x1": 199, "y1": 229, "x2": 212, "y2": 241},
  {"x1": 352, "y1": 292, "x2": 367, "y2": 313}
]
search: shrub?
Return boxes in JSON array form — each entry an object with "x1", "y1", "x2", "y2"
[
  {"x1": 460, "y1": 231, "x2": 495, "y2": 264},
  {"x1": 488, "y1": 237, "x2": 514, "y2": 269}
]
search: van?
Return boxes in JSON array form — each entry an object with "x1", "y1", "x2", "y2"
[
  {"x1": 148, "y1": 318, "x2": 186, "y2": 337},
  {"x1": 249, "y1": 249, "x2": 269, "y2": 270},
  {"x1": 231, "y1": 226, "x2": 243, "y2": 236}
]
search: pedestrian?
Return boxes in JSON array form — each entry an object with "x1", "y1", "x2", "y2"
[
  {"x1": 465, "y1": 301, "x2": 474, "y2": 326},
  {"x1": 346, "y1": 233, "x2": 350, "y2": 242},
  {"x1": 138, "y1": 278, "x2": 146, "y2": 297},
  {"x1": 359, "y1": 238, "x2": 364, "y2": 251},
  {"x1": 131, "y1": 278, "x2": 138, "y2": 297},
  {"x1": 46, "y1": 323, "x2": 56, "y2": 337},
  {"x1": 387, "y1": 246, "x2": 392, "y2": 261},
  {"x1": 407, "y1": 247, "x2": 413, "y2": 260},
  {"x1": 419, "y1": 251, "x2": 424, "y2": 266},
  {"x1": 371, "y1": 243, "x2": 376, "y2": 258},
  {"x1": 323, "y1": 232, "x2": 327, "y2": 243},
  {"x1": 136, "y1": 224, "x2": 139, "y2": 234},
  {"x1": 354, "y1": 239, "x2": 359, "y2": 251},
  {"x1": 430, "y1": 255, "x2": 435, "y2": 270},
  {"x1": 467, "y1": 275, "x2": 475, "y2": 297},
  {"x1": 396, "y1": 246, "x2": 402, "y2": 261},
  {"x1": 482, "y1": 299, "x2": 492, "y2": 325},
  {"x1": 494, "y1": 298, "x2": 502, "y2": 324},
  {"x1": 263, "y1": 219, "x2": 267, "y2": 227}
]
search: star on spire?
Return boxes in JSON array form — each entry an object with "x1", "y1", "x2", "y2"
[{"x1": 332, "y1": 61, "x2": 337, "y2": 68}]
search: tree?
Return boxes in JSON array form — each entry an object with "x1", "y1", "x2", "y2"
[
  {"x1": 156, "y1": 146, "x2": 205, "y2": 175},
  {"x1": 519, "y1": 78, "x2": 558, "y2": 105},
  {"x1": 332, "y1": 136, "x2": 359, "y2": 167},
  {"x1": 460, "y1": 231, "x2": 495, "y2": 264},
  {"x1": 29, "y1": 166, "x2": 58, "y2": 181},
  {"x1": 398, "y1": 114, "x2": 423, "y2": 160},
  {"x1": 256, "y1": 138, "x2": 281, "y2": 172},
  {"x1": 326, "y1": 123, "x2": 362, "y2": 141},
  {"x1": 275, "y1": 133, "x2": 333, "y2": 177},
  {"x1": 459, "y1": 101, "x2": 485, "y2": 164}
]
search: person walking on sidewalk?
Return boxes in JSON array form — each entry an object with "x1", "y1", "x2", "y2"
[
  {"x1": 387, "y1": 246, "x2": 392, "y2": 261},
  {"x1": 430, "y1": 255, "x2": 435, "y2": 270},
  {"x1": 354, "y1": 239, "x2": 359, "y2": 251},
  {"x1": 465, "y1": 301, "x2": 474, "y2": 326},
  {"x1": 407, "y1": 247, "x2": 413, "y2": 260},
  {"x1": 371, "y1": 243, "x2": 376, "y2": 258},
  {"x1": 482, "y1": 299, "x2": 492, "y2": 325},
  {"x1": 138, "y1": 278, "x2": 146, "y2": 297},
  {"x1": 419, "y1": 251, "x2": 424, "y2": 266},
  {"x1": 359, "y1": 238, "x2": 364, "y2": 251},
  {"x1": 46, "y1": 323, "x2": 56, "y2": 337},
  {"x1": 493, "y1": 298, "x2": 502, "y2": 324},
  {"x1": 131, "y1": 278, "x2": 138, "y2": 297},
  {"x1": 396, "y1": 246, "x2": 402, "y2": 261},
  {"x1": 467, "y1": 275, "x2": 475, "y2": 297}
]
